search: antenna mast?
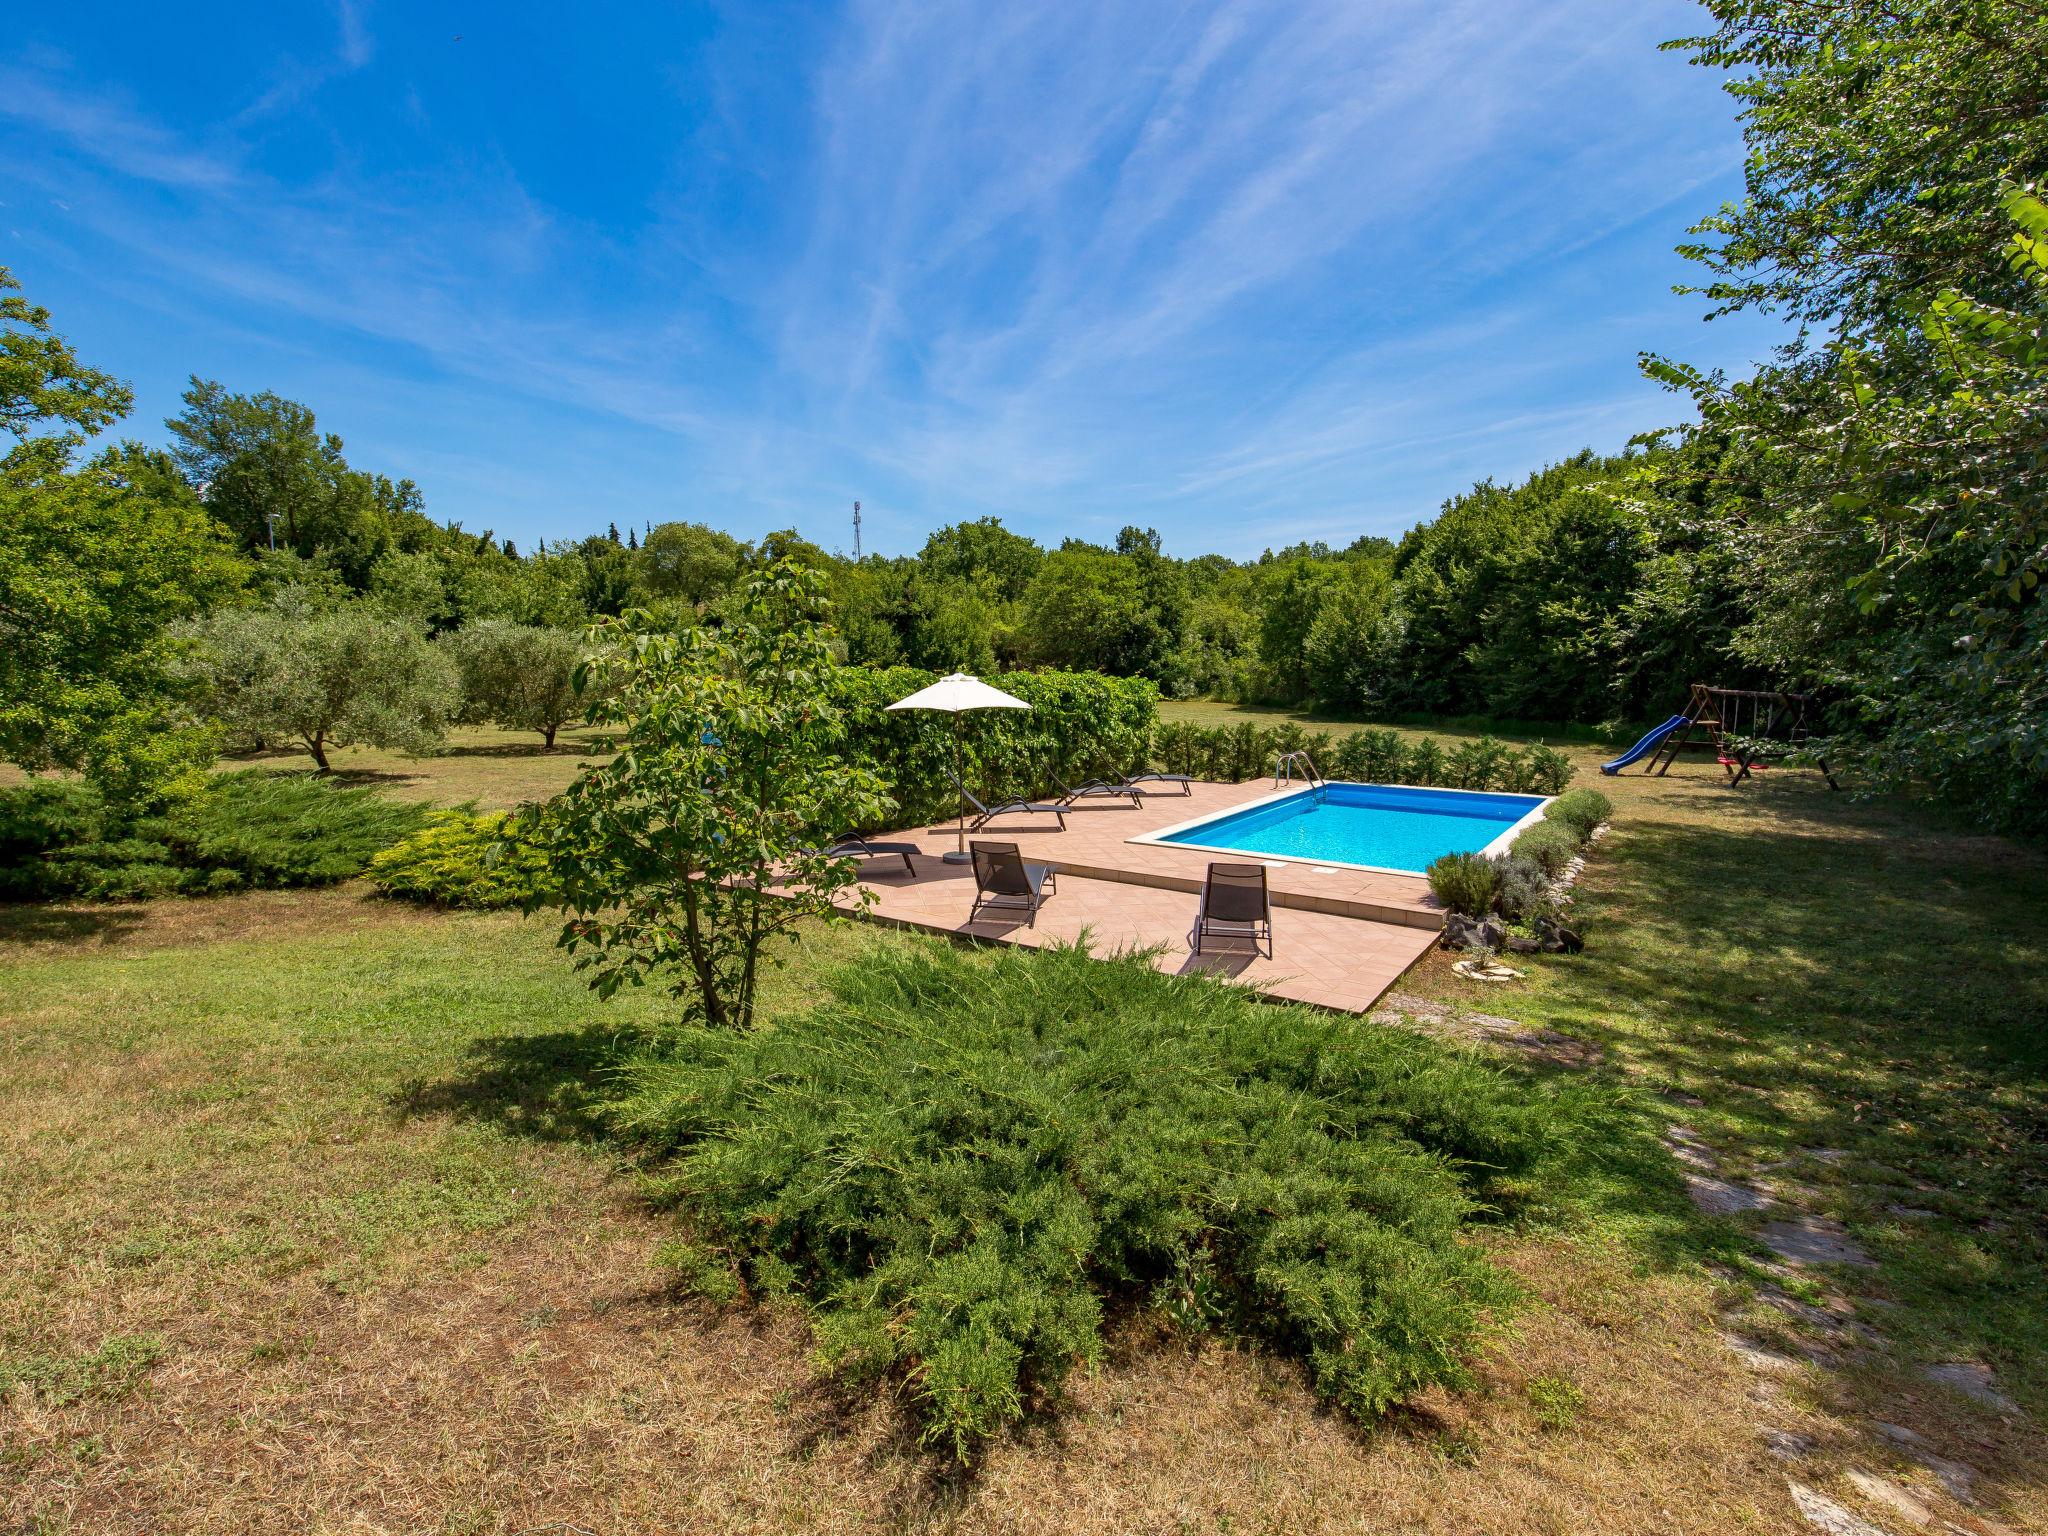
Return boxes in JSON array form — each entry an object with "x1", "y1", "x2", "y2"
[{"x1": 852, "y1": 499, "x2": 862, "y2": 560}]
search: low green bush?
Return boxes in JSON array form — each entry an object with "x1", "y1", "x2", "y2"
[
  {"x1": 369, "y1": 809, "x2": 557, "y2": 908},
  {"x1": 611, "y1": 940, "x2": 1604, "y2": 1459},
  {"x1": 0, "y1": 772, "x2": 431, "y2": 900},
  {"x1": 1545, "y1": 787, "x2": 1611, "y2": 839},
  {"x1": 1425, "y1": 850, "x2": 1501, "y2": 916},
  {"x1": 1521, "y1": 747, "x2": 1574, "y2": 796},
  {"x1": 1493, "y1": 855, "x2": 1555, "y2": 922},
  {"x1": 1511, "y1": 820, "x2": 1580, "y2": 879}
]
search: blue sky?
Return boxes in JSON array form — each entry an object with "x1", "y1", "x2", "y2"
[{"x1": 1, "y1": 1, "x2": 1778, "y2": 559}]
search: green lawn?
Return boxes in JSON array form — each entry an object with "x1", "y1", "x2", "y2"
[{"x1": 2, "y1": 715, "x2": 2044, "y2": 1532}]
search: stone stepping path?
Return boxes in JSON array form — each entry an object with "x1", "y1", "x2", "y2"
[
  {"x1": 1375, "y1": 991, "x2": 2025, "y2": 1536},
  {"x1": 1665, "y1": 1127, "x2": 2020, "y2": 1534}
]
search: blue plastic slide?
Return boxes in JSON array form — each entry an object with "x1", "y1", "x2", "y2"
[{"x1": 1601, "y1": 714, "x2": 1691, "y2": 775}]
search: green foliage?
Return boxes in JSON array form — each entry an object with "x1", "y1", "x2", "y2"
[
  {"x1": 1492, "y1": 855, "x2": 1555, "y2": 924},
  {"x1": 0, "y1": 770, "x2": 431, "y2": 900},
  {"x1": 533, "y1": 561, "x2": 897, "y2": 1030},
  {"x1": 0, "y1": 1335, "x2": 163, "y2": 1408},
  {"x1": 1525, "y1": 1372, "x2": 1585, "y2": 1431},
  {"x1": 1, "y1": 265, "x2": 133, "y2": 444},
  {"x1": 1150, "y1": 723, "x2": 1570, "y2": 795},
  {"x1": 1511, "y1": 821, "x2": 1580, "y2": 880},
  {"x1": 184, "y1": 596, "x2": 460, "y2": 771},
  {"x1": 1019, "y1": 541, "x2": 1188, "y2": 682},
  {"x1": 1545, "y1": 788, "x2": 1612, "y2": 840},
  {"x1": 368, "y1": 810, "x2": 556, "y2": 908},
  {"x1": 443, "y1": 621, "x2": 589, "y2": 747},
  {"x1": 828, "y1": 666, "x2": 1158, "y2": 827},
  {"x1": 167, "y1": 378, "x2": 433, "y2": 588},
  {"x1": 610, "y1": 939, "x2": 1604, "y2": 1458},
  {"x1": 1426, "y1": 852, "x2": 1502, "y2": 917},
  {"x1": 0, "y1": 274, "x2": 244, "y2": 803},
  {"x1": 1648, "y1": 3, "x2": 2048, "y2": 830}
]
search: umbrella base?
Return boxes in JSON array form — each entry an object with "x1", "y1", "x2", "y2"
[{"x1": 941, "y1": 850, "x2": 972, "y2": 865}]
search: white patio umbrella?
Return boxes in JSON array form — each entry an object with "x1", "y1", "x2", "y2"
[{"x1": 886, "y1": 672, "x2": 1030, "y2": 863}]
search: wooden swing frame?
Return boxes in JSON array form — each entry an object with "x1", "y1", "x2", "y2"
[{"x1": 1643, "y1": 683, "x2": 1840, "y2": 790}]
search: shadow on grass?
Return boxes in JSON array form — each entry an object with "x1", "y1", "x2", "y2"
[
  {"x1": 1533, "y1": 779, "x2": 2048, "y2": 1413},
  {"x1": 435, "y1": 740, "x2": 605, "y2": 759},
  {"x1": 0, "y1": 902, "x2": 148, "y2": 947},
  {"x1": 391, "y1": 1023, "x2": 642, "y2": 1144}
]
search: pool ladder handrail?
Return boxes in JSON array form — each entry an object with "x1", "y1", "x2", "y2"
[{"x1": 1274, "y1": 750, "x2": 1324, "y2": 789}]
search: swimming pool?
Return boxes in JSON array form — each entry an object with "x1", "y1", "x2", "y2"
[{"x1": 1135, "y1": 783, "x2": 1550, "y2": 876}]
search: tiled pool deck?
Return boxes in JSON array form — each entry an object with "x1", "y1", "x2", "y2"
[{"x1": 836, "y1": 778, "x2": 1445, "y2": 1014}]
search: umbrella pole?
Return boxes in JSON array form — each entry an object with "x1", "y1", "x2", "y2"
[{"x1": 946, "y1": 714, "x2": 970, "y2": 864}]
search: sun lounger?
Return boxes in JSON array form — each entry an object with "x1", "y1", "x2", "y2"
[
  {"x1": 969, "y1": 840, "x2": 1058, "y2": 925},
  {"x1": 1193, "y1": 862, "x2": 1273, "y2": 958}
]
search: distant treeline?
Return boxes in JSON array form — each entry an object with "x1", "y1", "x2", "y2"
[
  {"x1": 134, "y1": 376, "x2": 1742, "y2": 730},
  {"x1": 6, "y1": 2, "x2": 2045, "y2": 832}
]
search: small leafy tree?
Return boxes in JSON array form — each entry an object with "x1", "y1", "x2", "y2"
[
  {"x1": 187, "y1": 596, "x2": 459, "y2": 770},
  {"x1": 536, "y1": 560, "x2": 896, "y2": 1030},
  {"x1": 444, "y1": 621, "x2": 587, "y2": 747}
]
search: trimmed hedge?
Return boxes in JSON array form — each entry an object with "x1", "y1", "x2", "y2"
[
  {"x1": 1511, "y1": 820, "x2": 1581, "y2": 879},
  {"x1": 368, "y1": 809, "x2": 557, "y2": 909},
  {"x1": 1544, "y1": 787, "x2": 1612, "y2": 839},
  {"x1": 0, "y1": 772, "x2": 431, "y2": 901},
  {"x1": 829, "y1": 667, "x2": 1157, "y2": 828},
  {"x1": 1151, "y1": 723, "x2": 1573, "y2": 795}
]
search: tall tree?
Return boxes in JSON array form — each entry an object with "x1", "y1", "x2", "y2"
[
  {"x1": 167, "y1": 379, "x2": 429, "y2": 585},
  {"x1": 1650, "y1": 0, "x2": 2048, "y2": 825},
  {"x1": 1, "y1": 268, "x2": 132, "y2": 444},
  {"x1": 0, "y1": 270, "x2": 241, "y2": 800}
]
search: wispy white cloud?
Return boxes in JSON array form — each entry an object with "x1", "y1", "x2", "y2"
[
  {"x1": 0, "y1": 0, "x2": 1769, "y2": 554},
  {"x1": 0, "y1": 70, "x2": 241, "y2": 190}
]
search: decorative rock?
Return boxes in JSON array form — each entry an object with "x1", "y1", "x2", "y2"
[
  {"x1": 1761, "y1": 1427, "x2": 1819, "y2": 1461},
  {"x1": 1873, "y1": 1427, "x2": 1977, "y2": 1505},
  {"x1": 1439, "y1": 912, "x2": 1504, "y2": 951},
  {"x1": 1845, "y1": 1471, "x2": 1935, "y2": 1529},
  {"x1": 1452, "y1": 957, "x2": 1523, "y2": 982},
  {"x1": 1533, "y1": 913, "x2": 1584, "y2": 953},
  {"x1": 1760, "y1": 1217, "x2": 1876, "y2": 1268},
  {"x1": 1688, "y1": 1172, "x2": 1773, "y2": 1215},
  {"x1": 1723, "y1": 1332, "x2": 1808, "y2": 1373},
  {"x1": 1663, "y1": 1125, "x2": 1718, "y2": 1171},
  {"x1": 1504, "y1": 933, "x2": 1542, "y2": 953},
  {"x1": 1788, "y1": 1481, "x2": 1892, "y2": 1536},
  {"x1": 1921, "y1": 1362, "x2": 2015, "y2": 1413}
]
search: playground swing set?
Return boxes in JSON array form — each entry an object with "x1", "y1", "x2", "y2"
[{"x1": 1602, "y1": 683, "x2": 1840, "y2": 789}]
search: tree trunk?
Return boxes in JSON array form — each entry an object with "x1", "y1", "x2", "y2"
[
  {"x1": 543, "y1": 724, "x2": 557, "y2": 749},
  {"x1": 306, "y1": 732, "x2": 330, "y2": 772}
]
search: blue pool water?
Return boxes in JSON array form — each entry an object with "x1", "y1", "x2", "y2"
[{"x1": 1153, "y1": 783, "x2": 1545, "y2": 873}]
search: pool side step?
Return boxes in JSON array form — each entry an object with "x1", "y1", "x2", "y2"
[{"x1": 1039, "y1": 855, "x2": 1444, "y2": 931}]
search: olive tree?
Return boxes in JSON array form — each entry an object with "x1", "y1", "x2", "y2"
[
  {"x1": 444, "y1": 621, "x2": 586, "y2": 747},
  {"x1": 187, "y1": 596, "x2": 459, "y2": 771},
  {"x1": 532, "y1": 560, "x2": 895, "y2": 1030}
]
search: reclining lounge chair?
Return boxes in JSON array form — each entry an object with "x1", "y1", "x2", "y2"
[
  {"x1": 948, "y1": 770, "x2": 1068, "y2": 832},
  {"x1": 969, "y1": 841, "x2": 1058, "y2": 926},
  {"x1": 1192, "y1": 861, "x2": 1273, "y2": 958},
  {"x1": 1124, "y1": 770, "x2": 1193, "y2": 795},
  {"x1": 821, "y1": 835, "x2": 920, "y2": 875},
  {"x1": 1053, "y1": 773, "x2": 1142, "y2": 807}
]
